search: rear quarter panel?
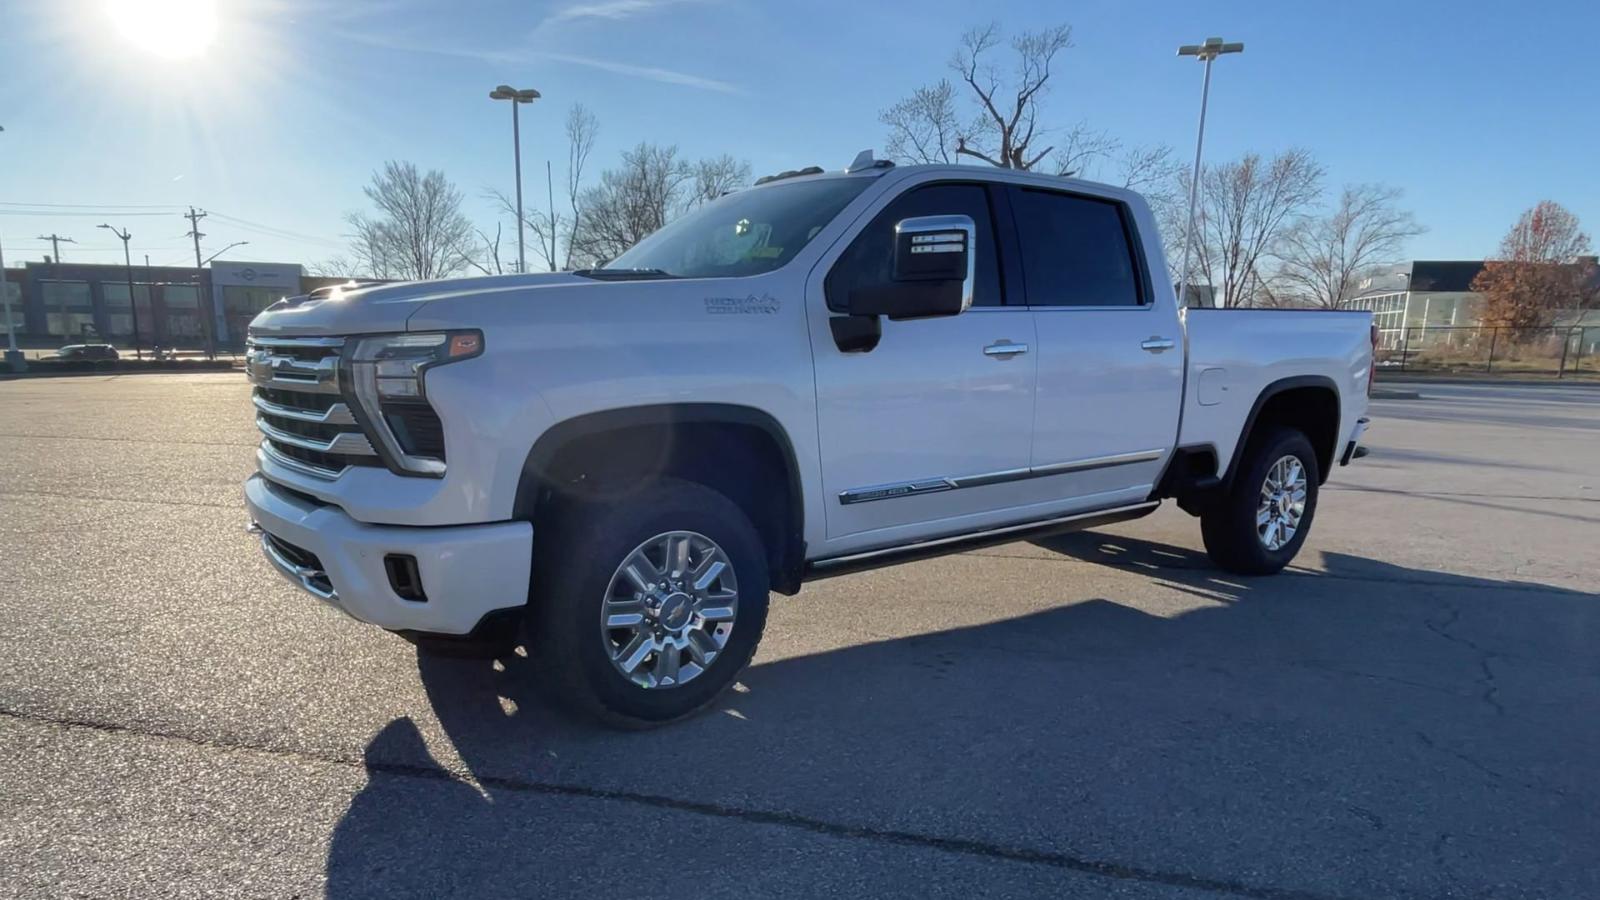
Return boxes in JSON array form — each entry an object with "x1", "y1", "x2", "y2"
[{"x1": 1179, "y1": 308, "x2": 1373, "y2": 475}]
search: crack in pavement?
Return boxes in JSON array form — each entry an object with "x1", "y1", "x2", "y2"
[
  {"x1": 1423, "y1": 606, "x2": 1509, "y2": 717},
  {"x1": 0, "y1": 705, "x2": 1368, "y2": 900}
]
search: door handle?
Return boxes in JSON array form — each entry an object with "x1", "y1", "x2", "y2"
[
  {"x1": 984, "y1": 341, "x2": 1029, "y2": 358},
  {"x1": 1141, "y1": 337, "x2": 1176, "y2": 353}
]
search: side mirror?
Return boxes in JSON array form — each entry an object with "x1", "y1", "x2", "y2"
[{"x1": 847, "y1": 214, "x2": 975, "y2": 319}]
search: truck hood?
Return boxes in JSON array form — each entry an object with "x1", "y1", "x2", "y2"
[{"x1": 247, "y1": 272, "x2": 594, "y2": 337}]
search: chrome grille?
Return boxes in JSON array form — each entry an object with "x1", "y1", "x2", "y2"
[{"x1": 247, "y1": 336, "x2": 380, "y2": 479}]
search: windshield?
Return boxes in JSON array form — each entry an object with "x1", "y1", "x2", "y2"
[{"x1": 604, "y1": 178, "x2": 872, "y2": 278}]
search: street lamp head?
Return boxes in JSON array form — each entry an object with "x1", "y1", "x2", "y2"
[
  {"x1": 1177, "y1": 37, "x2": 1243, "y2": 60},
  {"x1": 490, "y1": 85, "x2": 540, "y2": 103}
]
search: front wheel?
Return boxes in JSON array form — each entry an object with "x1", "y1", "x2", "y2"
[
  {"x1": 1201, "y1": 426, "x2": 1320, "y2": 575},
  {"x1": 527, "y1": 479, "x2": 770, "y2": 728}
]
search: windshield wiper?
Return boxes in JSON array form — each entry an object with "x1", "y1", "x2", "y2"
[{"x1": 572, "y1": 267, "x2": 680, "y2": 281}]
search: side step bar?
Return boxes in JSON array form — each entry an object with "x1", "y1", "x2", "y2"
[{"x1": 804, "y1": 501, "x2": 1161, "y2": 581}]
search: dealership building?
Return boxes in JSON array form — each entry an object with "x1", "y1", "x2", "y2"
[{"x1": 0, "y1": 260, "x2": 348, "y2": 350}]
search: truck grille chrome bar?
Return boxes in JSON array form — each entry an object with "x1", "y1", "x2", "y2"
[
  {"x1": 248, "y1": 521, "x2": 337, "y2": 600},
  {"x1": 251, "y1": 393, "x2": 357, "y2": 425},
  {"x1": 245, "y1": 336, "x2": 345, "y2": 395},
  {"x1": 256, "y1": 416, "x2": 377, "y2": 457},
  {"x1": 248, "y1": 336, "x2": 383, "y2": 478}
]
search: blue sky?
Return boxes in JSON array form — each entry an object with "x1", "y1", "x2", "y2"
[{"x1": 2, "y1": 0, "x2": 1596, "y2": 269}]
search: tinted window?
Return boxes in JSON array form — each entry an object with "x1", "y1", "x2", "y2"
[
  {"x1": 607, "y1": 177, "x2": 871, "y2": 278},
  {"x1": 826, "y1": 183, "x2": 1004, "y2": 310},
  {"x1": 1010, "y1": 188, "x2": 1143, "y2": 307}
]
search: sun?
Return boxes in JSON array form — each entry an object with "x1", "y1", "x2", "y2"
[{"x1": 106, "y1": 0, "x2": 219, "y2": 60}]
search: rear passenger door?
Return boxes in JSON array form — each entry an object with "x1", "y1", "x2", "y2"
[{"x1": 1008, "y1": 186, "x2": 1183, "y2": 503}]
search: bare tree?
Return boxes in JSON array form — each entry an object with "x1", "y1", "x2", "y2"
[
  {"x1": 306, "y1": 255, "x2": 366, "y2": 278},
  {"x1": 570, "y1": 143, "x2": 696, "y2": 266},
  {"x1": 347, "y1": 161, "x2": 477, "y2": 280},
  {"x1": 489, "y1": 103, "x2": 602, "y2": 272},
  {"x1": 1049, "y1": 122, "x2": 1117, "y2": 177},
  {"x1": 688, "y1": 154, "x2": 753, "y2": 207},
  {"x1": 881, "y1": 80, "x2": 960, "y2": 164},
  {"x1": 951, "y1": 22, "x2": 1075, "y2": 169},
  {"x1": 1274, "y1": 184, "x2": 1424, "y2": 309},
  {"x1": 464, "y1": 223, "x2": 506, "y2": 276},
  {"x1": 1472, "y1": 201, "x2": 1599, "y2": 332},
  {"x1": 1191, "y1": 149, "x2": 1325, "y2": 308},
  {"x1": 563, "y1": 104, "x2": 599, "y2": 269},
  {"x1": 881, "y1": 22, "x2": 1076, "y2": 170}
]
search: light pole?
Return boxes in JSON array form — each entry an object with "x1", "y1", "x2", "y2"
[
  {"x1": 1, "y1": 231, "x2": 21, "y2": 371},
  {"x1": 0, "y1": 125, "x2": 20, "y2": 372},
  {"x1": 98, "y1": 224, "x2": 144, "y2": 360},
  {"x1": 489, "y1": 84, "x2": 541, "y2": 274},
  {"x1": 1175, "y1": 36, "x2": 1243, "y2": 309},
  {"x1": 203, "y1": 241, "x2": 249, "y2": 265}
]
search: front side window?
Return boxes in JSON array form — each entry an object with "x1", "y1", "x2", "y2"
[
  {"x1": 825, "y1": 182, "x2": 1004, "y2": 310},
  {"x1": 605, "y1": 177, "x2": 871, "y2": 278},
  {"x1": 1010, "y1": 188, "x2": 1144, "y2": 307}
]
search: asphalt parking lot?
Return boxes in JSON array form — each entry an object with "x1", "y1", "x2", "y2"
[{"x1": 1, "y1": 374, "x2": 1596, "y2": 899}]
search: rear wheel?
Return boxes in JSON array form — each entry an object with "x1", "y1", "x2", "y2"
[
  {"x1": 527, "y1": 479, "x2": 769, "y2": 728},
  {"x1": 1201, "y1": 426, "x2": 1319, "y2": 575}
]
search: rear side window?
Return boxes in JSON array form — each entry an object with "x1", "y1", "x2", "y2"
[
  {"x1": 1010, "y1": 188, "x2": 1144, "y2": 307},
  {"x1": 826, "y1": 183, "x2": 1005, "y2": 310}
]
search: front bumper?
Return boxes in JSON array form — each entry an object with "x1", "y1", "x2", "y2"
[{"x1": 244, "y1": 474, "x2": 532, "y2": 635}]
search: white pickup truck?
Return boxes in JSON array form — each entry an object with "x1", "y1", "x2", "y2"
[{"x1": 244, "y1": 154, "x2": 1374, "y2": 726}]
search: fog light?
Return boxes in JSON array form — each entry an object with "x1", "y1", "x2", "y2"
[{"x1": 384, "y1": 554, "x2": 427, "y2": 602}]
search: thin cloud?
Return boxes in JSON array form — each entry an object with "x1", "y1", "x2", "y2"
[
  {"x1": 537, "y1": 51, "x2": 741, "y2": 94},
  {"x1": 332, "y1": 27, "x2": 741, "y2": 95},
  {"x1": 541, "y1": 0, "x2": 703, "y2": 27}
]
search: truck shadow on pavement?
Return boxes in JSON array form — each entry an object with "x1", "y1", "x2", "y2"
[{"x1": 326, "y1": 534, "x2": 1600, "y2": 899}]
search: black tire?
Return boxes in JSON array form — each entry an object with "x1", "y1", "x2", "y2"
[
  {"x1": 527, "y1": 478, "x2": 770, "y2": 728},
  {"x1": 1201, "y1": 426, "x2": 1320, "y2": 575}
]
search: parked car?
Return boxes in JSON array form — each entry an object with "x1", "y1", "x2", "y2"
[
  {"x1": 55, "y1": 343, "x2": 120, "y2": 361},
  {"x1": 243, "y1": 154, "x2": 1375, "y2": 727}
]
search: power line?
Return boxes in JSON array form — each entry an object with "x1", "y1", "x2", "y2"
[
  {"x1": 206, "y1": 211, "x2": 343, "y2": 246},
  {"x1": 0, "y1": 210, "x2": 174, "y2": 217},
  {"x1": 0, "y1": 201, "x2": 184, "y2": 210}
]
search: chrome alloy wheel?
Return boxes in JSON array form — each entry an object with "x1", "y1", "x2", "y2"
[
  {"x1": 1257, "y1": 455, "x2": 1308, "y2": 552},
  {"x1": 600, "y1": 531, "x2": 738, "y2": 689}
]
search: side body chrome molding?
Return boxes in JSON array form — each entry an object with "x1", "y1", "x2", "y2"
[
  {"x1": 837, "y1": 449, "x2": 1165, "y2": 505},
  {"x1": 806, "y1": 500, "x2": 1160, "y2": 579}
]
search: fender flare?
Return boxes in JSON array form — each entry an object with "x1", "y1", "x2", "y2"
[{"x1": 1220, "y1": 375, "x2": 1341, "y2": 489}]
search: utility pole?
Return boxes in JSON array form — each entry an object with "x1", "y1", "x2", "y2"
[
  {"x1": 1, "y1": 232, "x2": 24, "y2": 372},
  {"x1": 97, "y1": 224, "x2": 143, "y2": 360},
  {"x1": 185, "y1": 206, "x2": 217, "y2": 359},
  {"x1": 36, "y1": 233, "x2": 76, "y2": 264}
]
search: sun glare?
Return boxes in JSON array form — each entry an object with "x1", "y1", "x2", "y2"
[{"x1": 106, "y1": 0, "x2": 219, "y2": 60}]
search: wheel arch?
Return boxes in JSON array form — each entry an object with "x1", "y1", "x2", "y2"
[
  {"x1": 515, "y1": 403, "x2": 807, "y2": 595},
  {"x1": 1224, "y1": 376, "x2": 1341, "y2": 488}
]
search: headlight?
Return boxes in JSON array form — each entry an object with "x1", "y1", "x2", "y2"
[{"x1": 346, "y1": 331, "x2": 482, "y2": 477}]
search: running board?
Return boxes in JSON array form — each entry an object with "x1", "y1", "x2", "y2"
[{"x1": 803, "y1": 501, "x2": 1161, "y2": 581}]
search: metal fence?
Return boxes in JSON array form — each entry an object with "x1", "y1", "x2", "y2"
[{"x1": 1376, "y1": 325, "x2": 1600, "y2": 377}]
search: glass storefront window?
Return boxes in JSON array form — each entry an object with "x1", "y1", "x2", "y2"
[
  {"x1": 163, "y1": 284, "x2": 203, "y2": 338},
  {"x1": 102, "y1": 283, "x2": 155, "y2": 337},
  {"x1": 42, "y1": 281, "x2": 96, "y2": 338}
]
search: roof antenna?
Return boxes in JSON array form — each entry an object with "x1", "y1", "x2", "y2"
[{"x1": 845, "y1": 149, "x2": 894, "y2": 174}]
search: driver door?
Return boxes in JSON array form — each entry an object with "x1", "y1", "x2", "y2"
[{"x1": 806, "y1": 181, "x2": 1038, "y2": 551}]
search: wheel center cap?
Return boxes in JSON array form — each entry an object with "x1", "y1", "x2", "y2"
[{"x1": 658, "y1": 592, "x2": 693, "y2": 630}]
